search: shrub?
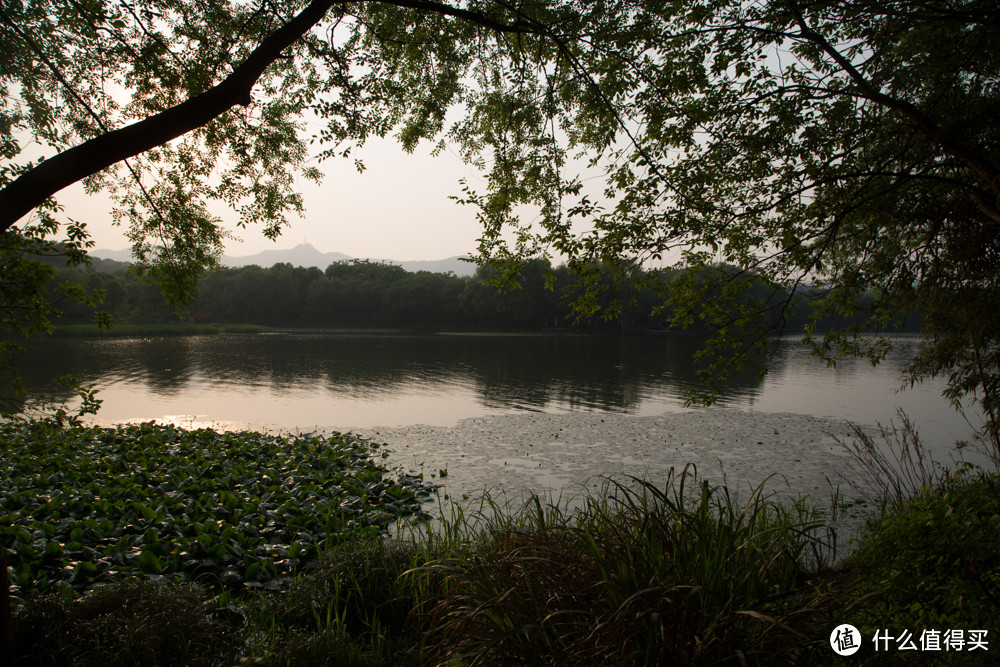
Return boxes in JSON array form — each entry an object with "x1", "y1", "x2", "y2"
[
  {"x1": 12, "y1": 578, "x2": 229, "y2": 666},
  {"x1": 845, "y1": 471, "x2": 1000, "y2": 658}
]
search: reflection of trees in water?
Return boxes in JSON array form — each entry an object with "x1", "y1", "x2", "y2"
[
  {"x1": 456, "y1": 335, "x2": 768, "y2": 412},
  {"x1": 7, "y1": 337, "x2": 198, "y2": 404},
  {"x1": 10, "y1": 333, "x2": 919, "y2": 415}
]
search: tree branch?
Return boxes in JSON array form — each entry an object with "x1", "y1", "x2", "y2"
[
  {"x1": 786, "y1": 1, "x2": 1000, "y2": 221},
  {"x1": 0, "y1": 0, "x2": 538, "y2": 232},
  {"x1": 0, "y1": 0, "x2": 342, "y2": 232}
]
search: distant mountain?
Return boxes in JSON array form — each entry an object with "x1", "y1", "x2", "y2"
[
  {"x1": 90, "y1": 243, "x2": 477, "y2": 277},
  {"x1": 219, "y1": 243, "x2": 352, "y2": 269},
  {"x1": 91, "y1": 248, "x2": 135, "y2": 263}
]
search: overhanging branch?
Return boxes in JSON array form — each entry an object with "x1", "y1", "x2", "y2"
[
  {"x1": 786, "y1": 1, "x2": 1000, "y2": 223},
  {"x1": 0, "y1": 0, "x2": 538, "y2": 232},
  {"x1": 0, "y1": 0, "x2": 339, "y2": 232}
]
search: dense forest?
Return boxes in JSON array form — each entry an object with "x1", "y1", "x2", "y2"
[{"x1": 44, "y1": 255, "x2": 918, "y2": 335}]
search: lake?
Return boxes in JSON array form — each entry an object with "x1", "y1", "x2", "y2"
[{"x1": 9, "y1": 331, "x2": 986, "y2": 458}]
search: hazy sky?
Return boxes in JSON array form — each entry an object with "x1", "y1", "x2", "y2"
[{"x1": 61, "y1": 134, "x2": 492, "y2": 262}]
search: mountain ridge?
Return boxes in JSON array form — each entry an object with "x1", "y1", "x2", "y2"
[{"x1": 90, "y1": 243, "x2": 477, "y2": 277}]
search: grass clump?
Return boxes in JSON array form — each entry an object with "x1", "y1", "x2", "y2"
[
  {"x1": 244, "y1": 536, "x2": 421, "y2": 666},
  {"x1": 839, "y1": 410, "x2": 946, "y2": 514},
  {"x1": 409, "y1": 470, "x2": 840, "y2": 665}
]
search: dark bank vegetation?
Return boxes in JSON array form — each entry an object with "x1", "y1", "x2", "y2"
[
  {"x1": 44, "y1": 254, "x2": 918, "y2": 336},
  {"x1": 4, "y1": 416, "x2": 997, "y2": 666}
]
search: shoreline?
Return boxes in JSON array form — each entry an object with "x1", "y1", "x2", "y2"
[{"x1": 344, "y1": 408, "x2": 884, "y2": 554}]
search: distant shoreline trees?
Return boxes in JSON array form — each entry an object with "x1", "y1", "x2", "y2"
[{"x1": 44, "y1": 256, "x2": 918, "y2": 336}]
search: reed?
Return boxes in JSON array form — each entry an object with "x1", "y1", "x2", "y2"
[
  {"x1": 407, "y1": 468, "x2": 841, "y2": 665},
  {"x1": 837, "y1": 409, "x2": 944, "y2": 514}
]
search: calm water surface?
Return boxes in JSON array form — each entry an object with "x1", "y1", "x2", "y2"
[{"x1": 10, "y1": 332, "x2": 984, "y2": 452}]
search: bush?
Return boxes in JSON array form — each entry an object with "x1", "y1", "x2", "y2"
[
  {"x1": 12, "y1": 579, "x2": 229, "y2": 666},
  {"x1": 844, "y1": 471, "x2": 1000, "y2": 664}
]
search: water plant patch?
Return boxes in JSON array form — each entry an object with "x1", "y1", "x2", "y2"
[{"x1": 0, "y1": 420, "x2": 436, "y2": 597}]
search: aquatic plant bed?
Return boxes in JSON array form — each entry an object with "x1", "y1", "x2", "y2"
[{"x1": 0, "y1": 420, "x2": 436, "y2": 597}]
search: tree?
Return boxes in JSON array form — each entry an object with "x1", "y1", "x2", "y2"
[
  {"x1": 459, "y1": 0, "x2": 1000, "y2": 447},
  {"x1": 0, "y1": 0, "x2": 589, "y2": 398},
  {"x1": 1, "y1": 0, "x2": 545, "y2": 297},
  {"x1": 2, "y1": 1, "x2": 998, "y2": 446}
]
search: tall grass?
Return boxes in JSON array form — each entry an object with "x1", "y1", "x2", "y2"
[
  {"x1": 406, "y1": 468, "x2": 841, "y2": 665},
  {"x1": 837, "y1": 409, "x2": 946, "y2": 514},
  {"x1": 243, "y1": 536, "x2": 421, "y2": 666}
]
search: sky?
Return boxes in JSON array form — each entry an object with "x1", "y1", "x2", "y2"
[{"x1": 60, "y1": 133, "x2": 493, "y2": 262}]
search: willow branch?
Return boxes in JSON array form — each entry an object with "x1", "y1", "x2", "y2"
[{"x1": 0, "y1": 0, "x2": 538, "y2": 232}]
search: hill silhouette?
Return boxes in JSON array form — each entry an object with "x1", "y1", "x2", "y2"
[{"x1": 90, "y1": 243, "x2": 476, "y2": 277}]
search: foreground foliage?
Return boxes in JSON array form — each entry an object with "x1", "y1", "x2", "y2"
[
  {"x1": 10, "y1": 460, "x2": 844, "y2": 665},
  {"x1": 409, "y1": 475, "x2": 839, "y2": 665},
  {"x1": 7, "y1": 421, "x2": 1000, "y2": 665},
  {"x1": 0, "y1": 421, "x2": 434, "y2": 597},
  {"x1": 12, "y1": 578, "x2": 224, "y2": 667},
  {"x1": 846, "y1": 472, "x2": 1000, "y2": 656}
]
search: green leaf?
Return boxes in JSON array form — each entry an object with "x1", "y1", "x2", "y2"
[
  {"x1": 138, "y1": 550, "x2": 163, "y2": 574},
  {"x1": 73, "y1": 560, "x2": 98, "y2": 579}
]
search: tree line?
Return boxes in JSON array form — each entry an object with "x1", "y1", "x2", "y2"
[{"x1": 46, "y1": 255, "x2": 917, "y2": 335}]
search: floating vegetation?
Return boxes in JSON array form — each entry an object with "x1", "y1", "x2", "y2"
[{"x1": 0, "y1": 420, "x2": 436, "y2": 598}]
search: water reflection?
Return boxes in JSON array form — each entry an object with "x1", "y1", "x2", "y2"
[{"x1": 4, "y1": 332, "x2": 979, "y2": 449}]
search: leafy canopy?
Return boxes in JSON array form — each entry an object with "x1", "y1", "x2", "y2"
[
  {"x1": 459, "y1": 0, "x2": 1000, "y2": 442},
  {"x1": 1, "y1": 0, "x2": 999, "y2": 443},
  {"x1": 0, "y1": 0, "x2": 567, "y2": 402}
]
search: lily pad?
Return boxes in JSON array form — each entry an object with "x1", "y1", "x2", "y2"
[{"x1": 1, "y1": 420, "x2": 438, "y2": 597}]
